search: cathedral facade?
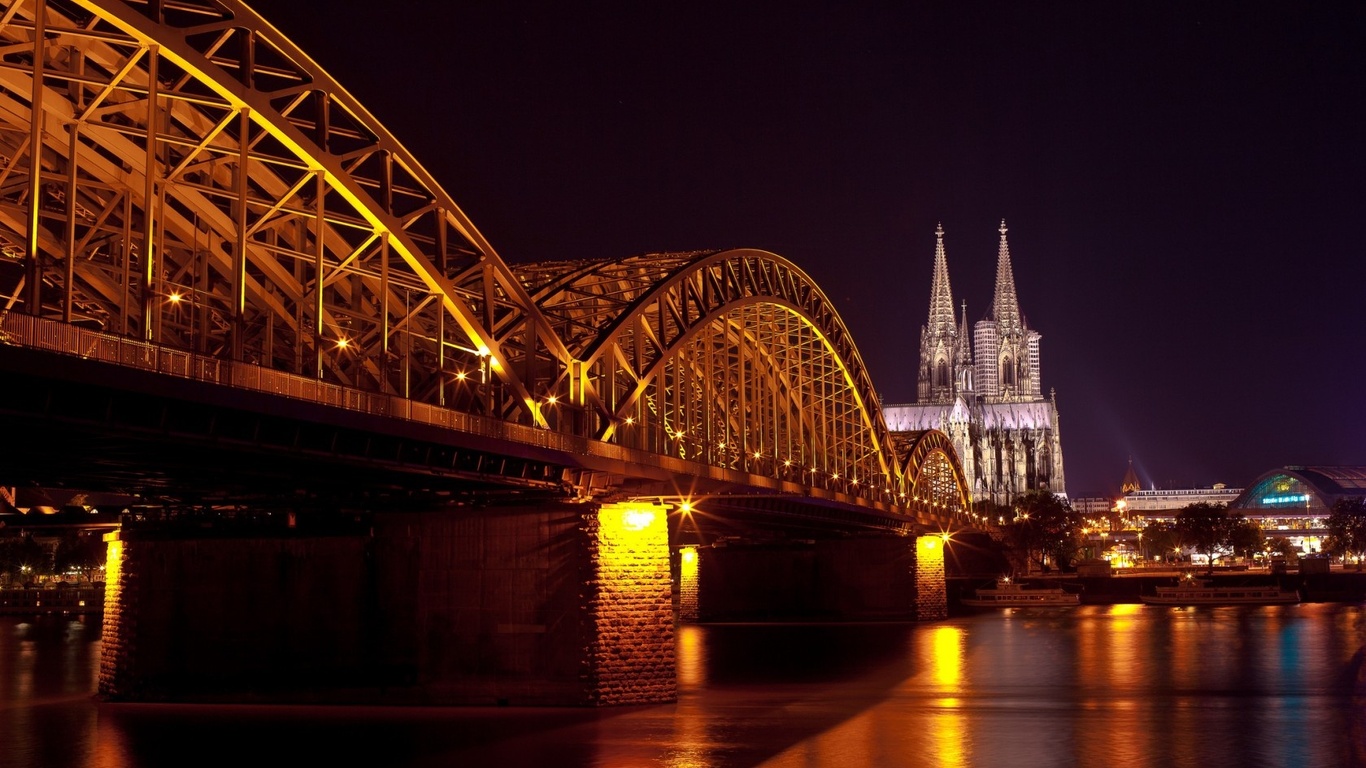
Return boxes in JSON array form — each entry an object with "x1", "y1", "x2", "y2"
[{"x1": 883, "y1": 221, "x2": 1066, "y2": 507}]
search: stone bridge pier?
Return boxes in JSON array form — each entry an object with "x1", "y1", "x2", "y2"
[
  {"x1": 675, "y1": 534, "x2": 947, "y2": 624},
  {"x1": 97, "y1": 505, "x2": 946, "y2": 707},
  {"x1": 99, "y1": 501, "x2": 675, "y2": 706}
]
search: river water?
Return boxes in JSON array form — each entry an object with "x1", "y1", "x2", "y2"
[{"x1": 3, "y1": 604, "x2": 1364, "y2": 768}]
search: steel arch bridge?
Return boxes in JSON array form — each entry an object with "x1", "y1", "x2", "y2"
[{"x1": 0, "y1": 0, "x2": 970, "y2": 528}]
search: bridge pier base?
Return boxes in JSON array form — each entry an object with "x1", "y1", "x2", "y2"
[
  {"x1": 685, "y1": 534, "x2": 945, "y2": 622},
  {"x1": 97, "y1": 501, "x2": 675, "y2": 706}
]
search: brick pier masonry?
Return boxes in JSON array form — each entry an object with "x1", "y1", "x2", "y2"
[
  {"x1": 99, "y1": 501, "x2": 674, "y2": 706},
  {"x1": 97, "y1": 507, "x2": 945, "y2": 707}
]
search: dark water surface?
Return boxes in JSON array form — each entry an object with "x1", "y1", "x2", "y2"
[{"x1": 3, "y1": 604, "x2": 1364, "y2": 768}]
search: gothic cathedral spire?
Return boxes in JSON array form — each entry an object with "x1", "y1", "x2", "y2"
[
  {"x1": 991, "y1": 219, "x2": 1022, "y2": 330},
  {"x1": 918, "y1": 224, "x2": 963, "y2": 403},
  {"x1": 890, "y1": 218, "x2": 1065, "y2": 506},
  {"x1": 974, "y1": 219, "x2": 1041, "y2": 401},
  {"x1": 927, "y1": 223, "x2": 956, "y2": 336}
]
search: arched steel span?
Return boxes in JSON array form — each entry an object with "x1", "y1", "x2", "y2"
[
  {"x1": 0, "y1": 0, "x2": 569, "y2": 427},
  {"x1": 0, "y1": 1, "x2": 973, "y2": 520},
  {"x1": 512, "y1": 250, "x2": 905, "y2": 499},
  {"x1": 897, "y1": 429, "x2": 971, "y2": 517}
]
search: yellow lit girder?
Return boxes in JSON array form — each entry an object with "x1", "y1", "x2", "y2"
[
  {"x1": 899, "y1": 429, "x2": 971, "y2": 517},
  {"x1": 0, "y1": 1, "x2": 972, "y2": 522},
  {"x1": 0, "y1": 0, "x2": 570, "y2": 426},
  {"x1": 513, "y1": 249, "x2": 907, "y2": 498}
]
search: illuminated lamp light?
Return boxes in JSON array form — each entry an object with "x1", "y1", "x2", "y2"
[
  {"x1": 783, "y1": 459, "x2": 792, "y2": 467},
  {"x1": 753, "y1": 451, "x2": 762, "y2": 459},
  {"x1": 623, "y1": 508, "x2": 656, "y2": 531},
  {"x1": 678, "y1": 501, "x2": 693, "y2": 514},
  {"x1": 624, "y1": 416, "x2": 635, "y2": 425},
  {"x1": 545, "y1": 394, "x2": 558, "y2": 405},
  {"x1": 167, "y1": 291, "x2": 183, "y2": 304},
  {"x1": 336, "y1": 337, "x2": 350, "y2": 349},
  {"x1": 680, "y1": 547, "x2": 697, "y2": 565}
]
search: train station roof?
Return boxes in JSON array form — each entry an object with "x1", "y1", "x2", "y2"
[{"x1": 1228, "y1": 466, "x2": 1366, "y2": 514}]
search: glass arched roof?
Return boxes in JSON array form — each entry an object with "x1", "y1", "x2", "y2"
[{"x1": 1229, "y1": 466, "x2": 1366, "y2": 512}]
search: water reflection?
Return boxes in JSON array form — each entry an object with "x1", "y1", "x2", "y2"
[
  {"x1": 923, "y1": 626, "x2": 967, "y2": 768},
  {"x1": 1, "y1": 606, "x2": 1363, "y2": 768}
]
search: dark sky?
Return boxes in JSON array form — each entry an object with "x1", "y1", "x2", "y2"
[{"x1": 261, "y1": 1, "x2": 1366, "y2": 498}]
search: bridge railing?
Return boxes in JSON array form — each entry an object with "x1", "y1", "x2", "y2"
[{"x1": 2, "y1": 312, "x2": 944, "y2": 523}]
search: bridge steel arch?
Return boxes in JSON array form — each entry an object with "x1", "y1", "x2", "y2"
[
  {"x1": 513, "y1": 249, "x2": 909, "y2": 501},
  {"x1": 0, "y1": 0, "x2": 569, "y2": 427},
  {"x1": 897, "y1": 429, "x2": 971, "y2": 518},
  {"x1": 0, "y1": 1, "x2": 972, "y2": 525}
]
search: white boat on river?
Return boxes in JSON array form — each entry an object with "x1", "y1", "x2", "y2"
[
  {"x1": 1140, "y1": 576, "x2": 1301, "y2": 606},
  {"x1": 961, "y1": 576, "x2": 1081, "y2": 608}
]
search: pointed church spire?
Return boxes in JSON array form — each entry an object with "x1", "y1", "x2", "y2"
[
  {"x1": 991, "y1": 219, "x2": 1022, "y2": 330},
  {"x1": 1121, "y1": 457, "x2": 1140, "y2": 494},
  {"x1": 957, "y1": 299, "x2": 972, "y2": 363},
  {"x1": 927, "y1": 222, "x2": 956, "y2": 335}
]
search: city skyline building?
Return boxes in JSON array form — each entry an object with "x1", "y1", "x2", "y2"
[{"x1": 884, "y1": 221, "x2": 1066, "y2": 507}]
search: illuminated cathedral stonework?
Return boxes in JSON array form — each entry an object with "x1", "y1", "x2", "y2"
[{"x1": 883, "y1": 221, "x2": 1066, "y2": 507}]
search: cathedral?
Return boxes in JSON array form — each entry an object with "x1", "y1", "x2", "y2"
[{"x1": 883, "y1": 221, "x2": 1067, "y2": 507}]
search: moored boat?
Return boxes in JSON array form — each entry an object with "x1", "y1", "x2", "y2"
[
  {"x1": 1140, "y1": 575, "x2": 1300, "y2": 606},
  {"x1": 960, "y1": 576, "x2": 1081, "y2": 608}
]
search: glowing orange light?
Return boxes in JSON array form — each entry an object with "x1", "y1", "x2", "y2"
[
  {"x1": 455, "y1": 371, "x2": 467, "y2": 381},
  {"x1": 545, "y1": 394, "x2": 558, "y2": 405},
  {"x1": 678, "y1": 501, "x2": 693, "y2": 514},
  {"x1": 167, "y1": 291, "x2": 183, "y2": 304},
  {"x1": 624, "y1": 416, "x2": 635, "y2": 425},
  {"x1": 336, "y1": 337, "x2": 350, "y2": 349},
  {"x1": 753, "y1": 451, "x2": 762, "y2": 459},
  {"x1": 680, "y1": 548, "x2": 697, "y2": 564},
  {"x1": 623, "y1": 509, "x2": 656, "y2": 531}
]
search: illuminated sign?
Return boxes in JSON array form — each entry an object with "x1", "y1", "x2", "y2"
[{"x1": 1260, "y1": 493, "x2": 1309, "y2": 505}]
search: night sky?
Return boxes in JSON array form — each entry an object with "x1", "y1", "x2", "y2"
[{"x1": 262, "y1": 2, "x2": 1365, "y2": 498}]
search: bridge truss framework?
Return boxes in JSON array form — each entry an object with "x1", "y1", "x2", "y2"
[{"x1": 0, "y1": 0, "x2": 970, "y2": 527}]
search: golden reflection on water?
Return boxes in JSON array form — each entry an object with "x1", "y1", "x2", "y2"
[
  {"x1": 676, "y1": 623, "x2": 706, "y2": 691},
  {"x1": 763, "y1": 624, "x2": 970, "y2": 768},
  {"x1": 668, "y1": 624, "x2": 710, "y2": 768},
  {"x1": 923, "y1": 625, "x2": 968, "y2": 768}
]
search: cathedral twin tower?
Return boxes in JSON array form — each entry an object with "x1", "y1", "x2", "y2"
[{"x1": 884, "y1": 221, "x2": 1067, "y2": 507}]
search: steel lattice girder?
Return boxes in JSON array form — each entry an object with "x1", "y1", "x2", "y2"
[
  {"x1": 0, "y1": 1, "x2": 974, "y2": 518},
  {"x1": 898, "y1": 429, "x2": 971, "y2": 514},
  {"x1": 512, "y1": 249, "x2": 909, "y2": 496},
  {"x1": 0, "y1": 0, "x2": 569, "y2": 426}
]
